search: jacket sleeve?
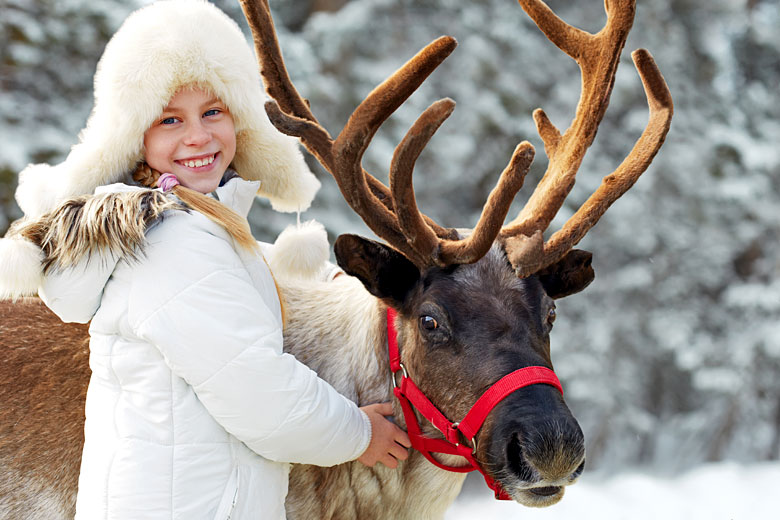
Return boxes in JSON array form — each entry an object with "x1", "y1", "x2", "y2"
[
  {"x1": 126, "y1": 213, "x2": 371, "y2": 466},
  {"x1": 38, "y1": 253, "x2": 118, "y2": 323}
]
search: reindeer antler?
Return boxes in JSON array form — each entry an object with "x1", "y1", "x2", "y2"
[
  {"x1": 239, "y1": 0, "x2": 533, "y2": 268},
  {"x1": 499, "y1": 0, "x2": 673, "y2": 277},
  {"x1": 239, "y1": 0, "x2": 672, "y2": 275}
]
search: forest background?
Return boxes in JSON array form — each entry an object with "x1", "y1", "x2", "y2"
[{"x1": 2, "y1": 0, "x2": 779, "y2": 508}]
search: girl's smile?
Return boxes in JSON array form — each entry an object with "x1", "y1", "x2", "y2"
[
  {"x1": 143, "y1": 87, "x2": 236, "y2": 194},
  {"x1": 176, "y1": 152, "x2": 216, "y2": 169}
]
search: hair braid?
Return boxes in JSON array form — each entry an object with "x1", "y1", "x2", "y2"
[{"x1": 132, "y1": 162, "x2": 160, "y2": 189}]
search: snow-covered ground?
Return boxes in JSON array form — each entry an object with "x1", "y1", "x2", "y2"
[{"x1": 446, "y1": 462, "x2": 780, "y2": 519}]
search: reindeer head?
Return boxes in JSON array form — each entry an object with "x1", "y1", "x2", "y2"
[{"x1": 240, "y1": 0, "x2": 672, "y2": 506}]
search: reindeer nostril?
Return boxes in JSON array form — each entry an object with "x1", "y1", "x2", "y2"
[
  {"x1": 506, "y1": 432, "x2": 536, "y2": 483},
  {"x1": 571, "y1": 460, "x2": 585, "y2": 480}
]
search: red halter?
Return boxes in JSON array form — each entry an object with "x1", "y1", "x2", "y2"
[{"x1": 387, "y1": 307, "x2": 563, "y2": 500}]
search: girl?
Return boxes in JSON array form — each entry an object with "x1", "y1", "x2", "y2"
[{"x1": 4, "y1": 1, "x2": 409, "y2": 518}]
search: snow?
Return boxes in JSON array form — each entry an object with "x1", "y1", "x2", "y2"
[{"x1": 446, "y1": 462, "x2": 780, "y2": 519}]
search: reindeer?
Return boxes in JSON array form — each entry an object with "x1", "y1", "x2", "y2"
[{"x1": 0, "y1": 0, "x2": 672, "y2": 518}]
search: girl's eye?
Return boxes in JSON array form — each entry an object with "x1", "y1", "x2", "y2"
[
  {"x1": 547, "y1": 307, "x2": 557, "y2": 326},
  {"x1": 420, "y1": 316, "x2": 438, "y2": 331},
  {"x1": 204, "y1": 109, "x2": 221, "y2": 117},
  {"x1": 161, "y1": 117, "x2": 178, "y2": 125}
]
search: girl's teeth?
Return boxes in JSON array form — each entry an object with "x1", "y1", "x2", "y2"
[{"x1": 182, "y1": 155, "x2": 215, "y2": 168}]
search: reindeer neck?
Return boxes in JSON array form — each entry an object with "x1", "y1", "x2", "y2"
[
  {"x1": 280, "y1": 276, "x2": 465, "y2": 519},
  {"x1": 280, "y1": 276, "x2": 390, "y2": 404}
]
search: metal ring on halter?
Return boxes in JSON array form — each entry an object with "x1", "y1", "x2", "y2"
[
  {"x1": 392, "y1": 363, "x2": 409, "y2": 388},
  {"x1": 451, "y1": 422, "x2": 478, "y2": 455}
]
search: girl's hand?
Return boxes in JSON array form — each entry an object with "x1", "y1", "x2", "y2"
[{"x1": 357, "y1": 402, "x2": 411, "y2": 468}]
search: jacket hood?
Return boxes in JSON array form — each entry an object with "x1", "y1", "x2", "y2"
[{"x1": 15, "y1": 0, "x2": 319, "y2": 219}]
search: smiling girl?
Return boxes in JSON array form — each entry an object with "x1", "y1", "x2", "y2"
[{"x1": 3, "y1": 1, "x2": 409, "y2": 518}]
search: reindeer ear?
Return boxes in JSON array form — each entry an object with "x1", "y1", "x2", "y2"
[
  {"x1": 334, "y1": 234, "x2": 420, "y2": 305},
  {"x1": 537, "y1": 249, "x2": 595, "y2": 299}
]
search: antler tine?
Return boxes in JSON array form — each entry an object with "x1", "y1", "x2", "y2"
[
  {"x1": 503, "y1": 0, "x2": 636, "y2": 238},
  {"x1": 517, "y1": 0, "x2": 594, "y2": 60},
  {"x1": 390, "y1": 99, "x2": 534, "y2": 267},
  {"x1": 364, "y1": 176, "x2": 453, "y2": 239},
  {"x1": 438, "y1": 142, "x2": 535, "y2": 265},
  {"x1": 240, "y1": 0, "x2": 336, "y2": 171},
  {"x1": 263, "y1": 95, "x2": 430, "y2": 237},
  {"x1": 528, "y1": 50, "x2": 673, "y2": 275},
  {"x1": 239, "y1": 0, "x2": 314, "y2": 122},
  {"x1": 389, "y1": 99, "x2": 457, "y2": 266}
]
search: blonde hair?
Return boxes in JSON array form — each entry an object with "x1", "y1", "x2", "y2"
[{"x1": 133, "y1": 163, "x2": 286, "y2": 323}]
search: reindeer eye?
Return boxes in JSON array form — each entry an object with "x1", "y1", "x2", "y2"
[
  {"x1": 547, "y1": 307, "x2": 557, "y2": 326},
  {"x1": 420, "y1": 315, "x2": 439, "y2": 331}
]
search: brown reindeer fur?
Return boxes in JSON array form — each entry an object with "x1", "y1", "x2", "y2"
[{"x1": 0, "y1": 299, "x2": 89, "y2": 519}]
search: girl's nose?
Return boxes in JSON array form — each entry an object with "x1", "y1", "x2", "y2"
[{"x1": 183, "y1": 121, "x2": 210, "y2": 147}]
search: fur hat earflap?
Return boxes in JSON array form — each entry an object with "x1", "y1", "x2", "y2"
[
  {"x1": 15, "y1": 0, "x2": 319, "y2": 219},
  {"x1": 0, "y1": 236, "x2": 43, "y2": 300},
  {"x1": 268, "y1": 220, "x2": 330, "y2": 280}
]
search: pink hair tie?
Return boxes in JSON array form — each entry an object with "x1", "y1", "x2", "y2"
[{"x1": 157, "y1": 173, "x2": 180, "y2": 192}]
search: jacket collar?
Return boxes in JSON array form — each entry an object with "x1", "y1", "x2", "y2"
[{"x1": 214, "y1": 175, "x2": 261, "y2": 219}]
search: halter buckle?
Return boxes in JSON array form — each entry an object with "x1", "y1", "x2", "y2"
[{"x1": 392, "y1": 363, "x2": 408, "y2": 389}]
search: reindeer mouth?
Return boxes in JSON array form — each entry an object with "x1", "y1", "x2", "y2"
[
  {"x1": 514, "y1": 485, "x2": 566, "y2": 507},
  {"x1": 529, "y1": 485, "x2": 562, "y2": 497}
]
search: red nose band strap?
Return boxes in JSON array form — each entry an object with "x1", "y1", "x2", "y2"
[
  {"x1": 386, "y1": 307, "x2": 564, "y2": 501},
  {"x1": 456, "y1": 365, "x2": 563, "y2": 441}
]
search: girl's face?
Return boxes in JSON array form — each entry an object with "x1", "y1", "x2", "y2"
[{"x1": 143, "y1": 87, "x2": 236, "y2": 194}]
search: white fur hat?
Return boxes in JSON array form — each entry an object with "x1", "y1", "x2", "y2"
[{"x1": 14, "y1": 0, "x2": 319, "y2": 218}]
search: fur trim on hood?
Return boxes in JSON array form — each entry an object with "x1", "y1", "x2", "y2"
[
  {"x1": 15, "y1": 0, "x2": 319, "y2": 219},
  {"x1": 1, "y1": 189, "x2": 183, "y2": 300}
]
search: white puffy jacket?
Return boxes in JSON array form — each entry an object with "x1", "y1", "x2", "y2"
[{"x1": 39, "y1": 177, "x2": 371, "y2": 519}]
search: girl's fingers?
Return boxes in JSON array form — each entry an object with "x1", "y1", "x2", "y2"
[
  {"x1": 390, "y1": 442, "x2": 409, "y2": 461},
  {"x1": 396, "y1": 429, "x2": 411, "y2": 448}
]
